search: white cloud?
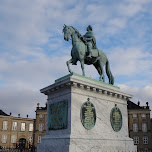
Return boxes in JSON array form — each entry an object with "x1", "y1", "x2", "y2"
[
  {"x1": 0, "y1": 54, "x2": 69, "y2": 89},
  {"x1": 108, "y1": 18, "x2": 127, "y2": 29},
  {"x1": 119, "y1": 84, "x2": 152, "y2": 116},
  {"x1": 117, "y1": 0, "x2": 151, "y2": 17},
  {"x1": 0, "y1": 87, "x2": 46, "y2": 118},
  {"x1": 108, "y1": 47, "x2": 152, "y2": 76},
  {"x1": 119, "y1": 84, "x2": 152, "y2": 100}
]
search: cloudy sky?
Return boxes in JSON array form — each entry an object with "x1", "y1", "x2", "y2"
[{"x1": 0, "y1": 0, "x2": 152, "y2": 118}]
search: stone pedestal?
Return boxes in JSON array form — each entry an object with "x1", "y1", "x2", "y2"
[{"x1": 37, "y1": 73, "x2": 137, "y2": 152}]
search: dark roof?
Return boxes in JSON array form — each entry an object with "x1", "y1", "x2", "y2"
[
  {"x1": 0, "y1": 109, "x2": 9, "y2": 116},
  {"x1": 127, "y1": 100, "x2": 149, "y2": 110}
]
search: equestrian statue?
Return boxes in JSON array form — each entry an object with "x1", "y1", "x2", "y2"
[{"x1": 63, "y1": 24, "x2": 114, "y2": 85}]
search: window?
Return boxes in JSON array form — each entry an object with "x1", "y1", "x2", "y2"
[
  {"x1": 12, "y1": 122, "x2": 17, "y2": 131},
  {"x1": 143, "y1": 136, "x2": 148, "y2": 144},
  {"x1": 21, "y1": 123, "x2": 25, "y2": 131},
  {"x1": 133, "y1": 123, "x2": 138, "y2": 132},
  {"x1": 142, "y1": 123, "x2": 147, "y2": 132},
  {"x1": 29, "y1": 123, "x2": 33, "y2": 131},
  {"x1": 141, "y1": 114, "x2": 146, "y2": 118},
  {"x1": 132, "y1": 114, "x2": 137, "y2": 118},
  {"x1": 1, "y1": 135, "x2": 7, "y2": 143},
  {"x1": 39, "y1": 114, "x2": 44, "y2": 118},
  {"x1": 3, "y1": 121, "x2": 8, "y2": 130},
  {"x1": 38, "y1": 136, "x2": 41, "y2": 143},
  {"x1": 39, "y1": 123, "x2": 44, "y2": 131},
  {"x1": 134, "y1": 136, "x2": 139, "y2": 144},
  {"x1": 11, "y1": 135, "x2": 16, "y2": 143},
  {"x1": 144, "y1": 148, "x2": 149, "y2": 152},
  {"x1": 28, "y1": 136, "x2": 33, "y2": 143}
]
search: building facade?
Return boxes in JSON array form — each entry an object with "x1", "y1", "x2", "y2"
[
  {"x1": 0, "y1": 110, "x2": 34, "y2": 149},
  {"x1": 128, "y1": 101, "x2": 152, "y2": 151},
  {"x1": 34, "y1": 103, "x2": 47, "y2": 147}
]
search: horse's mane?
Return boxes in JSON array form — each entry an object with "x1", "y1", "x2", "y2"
[{"x1": 70, "y1": 26, "x2": 82, "y2": 38}]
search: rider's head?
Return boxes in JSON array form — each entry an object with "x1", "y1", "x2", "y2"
[{"x1": 86, "y1": 25, "x2": 93, "y2": 31}]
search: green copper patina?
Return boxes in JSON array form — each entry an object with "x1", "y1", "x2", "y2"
[
  {"x1": 63, "y1": 25, "x2": 114, "y2": 85},
  {"x1": 83, "y1": 25, "x2": 97, "y2": 58},
  {"x1": 110, "y1": 104, "x2": 122, "y2": 132},
  {"x1": 80, "y1": 98, "x2": 96, "y2": 130},
  {"x1": 55, "y1": 73, "x2": 119, "y2": 89}
]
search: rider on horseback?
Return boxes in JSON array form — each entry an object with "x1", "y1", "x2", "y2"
[{"x1": 81, "y1": 25, "x2": 97, "y2": 58}]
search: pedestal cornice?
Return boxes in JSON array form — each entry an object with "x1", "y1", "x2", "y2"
[{"x1": 40, "y1": 73, "x2": 133, "y2": 100}]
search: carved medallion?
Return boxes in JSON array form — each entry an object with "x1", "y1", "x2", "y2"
[
  {"x1": 48, "y1": 100, "x2": 68, "y2": 130},
  {"x1": 110, "y1": 104, "x2": 122, "y2": 132},
  {"x1": 80, "y1": 98, "x2": 96, "y2": 130}
]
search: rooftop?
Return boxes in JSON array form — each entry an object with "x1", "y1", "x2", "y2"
[
  {"x1": 0, "y1": 109, "x2": 9, "y2": 116},
  {"x1": 127, "y1": 100, "x2": 149, "y2": 110}
]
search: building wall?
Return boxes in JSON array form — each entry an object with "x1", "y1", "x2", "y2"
[
  {"x1": 128, "y1": 108, "x2": 152, "y2": 151},
  {"x1": 0, "y1": 115, "x2": 34, "y2": 149},
  {"x1": 34, "y1": 105, "x2": 47, "y2": 147}
]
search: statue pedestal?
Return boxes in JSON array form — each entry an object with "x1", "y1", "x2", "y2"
[{"x1": 37, "y1": 73, "x2": 137, "y2": 152}]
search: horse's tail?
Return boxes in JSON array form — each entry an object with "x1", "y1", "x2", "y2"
[{"x1": 105, "y1": 60, "x2": 114, "y2": 85}]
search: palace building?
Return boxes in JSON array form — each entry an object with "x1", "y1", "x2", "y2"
[
  {"x1": 127, "y1": 100, "x2": 152, "y2": 151},
  {"x1": 0, "y1": 110, "x2": 34, "y2": 149},
  {"x1": 34, "y1": 103, "x2": 47, "y2": 147}
]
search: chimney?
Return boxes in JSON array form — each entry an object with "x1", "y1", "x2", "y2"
[{"x1": 137, "y1": 101, "x2": 140, "y2": 106}]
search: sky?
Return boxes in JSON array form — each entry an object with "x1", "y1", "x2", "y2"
[{"x1": 0, "y1": 0, "x2": 152, "y2": 118}]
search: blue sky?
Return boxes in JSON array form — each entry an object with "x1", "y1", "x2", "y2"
[{"x1": 0, "y1": 0, "x2": 152, "y2": 118}]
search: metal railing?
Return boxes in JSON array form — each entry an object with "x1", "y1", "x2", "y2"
[{"x1": 0, "y1": 148, "x2": 36, "y2": 152}]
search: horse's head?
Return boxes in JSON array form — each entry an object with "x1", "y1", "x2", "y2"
[{"x1": 62, "y1": 25, "x2": 73, "y2": 41}]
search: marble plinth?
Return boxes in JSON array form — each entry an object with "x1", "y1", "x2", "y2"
[{"x1": 37, "y1": 73, "x2": 137, "y2": 152}]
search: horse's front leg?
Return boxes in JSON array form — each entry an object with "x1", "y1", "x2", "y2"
[
  {"x1": 80, "y1": 60, "x2": 85, "y2": 76},
  {"x1": 66, "y1": 58, "x2": 73, "y2": 73}
]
